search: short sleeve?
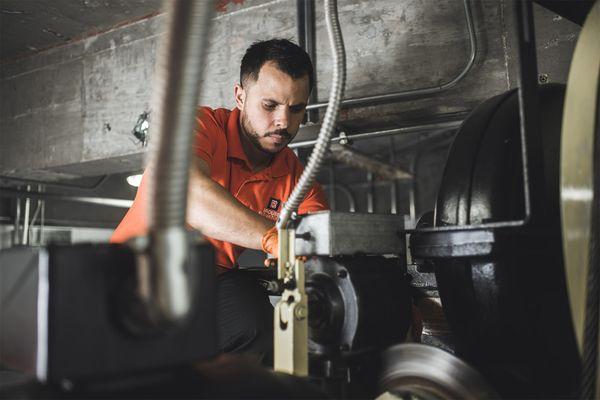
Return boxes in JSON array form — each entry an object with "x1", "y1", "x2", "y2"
[
  {"x1": 192, "y1": 107, "x2": 219, "y2": 169},
  {"x1": 298, "y1": 182, "x2": 329, "y2": 214}
]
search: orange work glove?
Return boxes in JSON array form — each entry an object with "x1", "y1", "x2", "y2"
[{"x1": 261, "y1": 226, "x2": 279, "y2": 267}]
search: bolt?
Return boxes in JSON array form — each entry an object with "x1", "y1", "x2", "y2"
[
  {"x1": 538, "y1": 73, "x2": 549, "y2": 84},
  {"x1": 338, "y1": 131, "x2": 349, "y2": 145},
  {"x1": 337, "y1": 269, "x2": 348, "y2": 279},
  {"x1": 295, "y1": 305, "x2": 308, "y2": 320},
  {"x1": 60, "y1": 379, "x2": 74, "y2": 391}
]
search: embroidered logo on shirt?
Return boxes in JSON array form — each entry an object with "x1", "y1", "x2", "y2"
[
  {"x1": 268, "y1": 197, "x2": 281, "y2": 211},
  {"x1": 260, "y1": 197, "x2": 282, "y2": 221}
]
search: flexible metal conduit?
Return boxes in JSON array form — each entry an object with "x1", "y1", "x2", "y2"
[
  {"x1": 144, "y1": 1, "x2": 213, "y2": 322},
  {"x1": 305, "y1": 0, "x2": 476, "y2": 111},
  {"x1": 277, "y1": 0, "x2": 346, "y2": 228}
]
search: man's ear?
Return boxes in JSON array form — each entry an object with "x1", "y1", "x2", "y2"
[{"x1": 234, "y1": 83, "x2": 245, "y2": 111}]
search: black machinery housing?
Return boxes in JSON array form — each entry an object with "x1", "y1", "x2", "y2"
[{"x1": 410, "y1": 84, "x2": 581, "y2": 398}]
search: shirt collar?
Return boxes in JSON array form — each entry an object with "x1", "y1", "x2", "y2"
[
  {"x1": 226, "y1": 108, "x2": 291, "y2": 179},
  {"x1": 226, "y1": 108, "x2": 249, "y2": 163}
]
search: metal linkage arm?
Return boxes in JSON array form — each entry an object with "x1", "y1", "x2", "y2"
[{"x1": 274, "y1": 228, "x2": 308, "y2": 375}]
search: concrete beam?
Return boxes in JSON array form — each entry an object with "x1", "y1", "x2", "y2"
[{"x1": 0, "y1": 0, "x2": 580, "y2": 180}]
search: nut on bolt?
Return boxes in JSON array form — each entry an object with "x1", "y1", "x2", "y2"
[
  {"x1": 338, "y1": 131, "x2": 349, "y2": 145},
  {"x1": 295, "y1": 305, "x2": 308, "y2": 320}
]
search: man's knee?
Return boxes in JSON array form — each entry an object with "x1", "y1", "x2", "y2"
[{"x1": 215, "y1": 270, "x2": 273, "y2": 362}]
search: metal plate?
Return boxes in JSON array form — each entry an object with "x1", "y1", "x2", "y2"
[
  {"x1": 560, "y1": 0, "x2": 600, "y2": 355},
  {"x1": 560, "y1": 2, "x2": 600, "y2": 397},
  {"x1": 377, "y1": 343, "x2": 498, "y2": 400},
  {"x1": 294, "y1": 211, "x2": 405, "y2": 256}
]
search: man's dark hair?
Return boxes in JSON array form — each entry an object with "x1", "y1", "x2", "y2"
[{"x1": 240, "y1": 38, "x2": 314, "y2": 91}]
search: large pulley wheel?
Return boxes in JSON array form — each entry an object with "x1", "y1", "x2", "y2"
[
  {"x1": 376, "y1": 344, "x2": 497, "y2": 400},
  {"x1": 560, "y1": 1, "x2": 600, "y2": 398}
]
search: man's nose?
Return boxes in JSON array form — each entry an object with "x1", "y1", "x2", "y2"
[{"x1": 274, "y1": 107, "x2": 290, "y2": 129}]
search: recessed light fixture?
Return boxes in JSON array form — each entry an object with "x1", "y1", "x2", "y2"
[
  {"x1": 132, "y1": 112, "x2": 150, "y2": 147},
  {"x1": 126, "y1": 174, "x2": 143, "y2": 187}
]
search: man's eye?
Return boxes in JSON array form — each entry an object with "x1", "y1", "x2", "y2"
[{"x1": 263, "y1": 103, "x2": 277, "y2": 110}]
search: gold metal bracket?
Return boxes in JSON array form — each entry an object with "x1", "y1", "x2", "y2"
[{"x1": 274, "y1": 227, "x2": 308, "y2": 376}]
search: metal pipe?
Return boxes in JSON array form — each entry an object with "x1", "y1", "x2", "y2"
[
  {"x1": 13, "y1": 196, "x2": 21, "y2": 245},
  {"x1": 337, "y1": 184, "x2": 356, "y2": 213},
  {"x1": 288, "y1": 120, "x2": 463, "y2": 149},
  {"x1": 390, "y1": 182, "x2": 398, "y2": 214},
  {"x1": 21, "y1": 186, "x2": 31, "y2": 245},
  {"x1": 278, "y1": 0, "x2": 346, "y2": 228},
  {"x1": 408, "y1": 155, "x2": 418, "y2": 224},
  {"x1": 40, "y1": 193, "x2": 45, "y2": 245},
  {"x1": 337, "y1": 180, "x2": 404, "y2": 191},
  {"x1": 366, "y1": 172, "x2": 374, "y2": 213},
  {"x1": 514, "y1": 0, "x2": 543, "y2": 225},
  {"x1": 305, "y1": 0, "x2": 477, "y2": 110},
  {"x1": 389, "y1": 137, "x2": 398, "y2": 214},
  {"x1": 297, "y1": 0, "x2": 318, "y2": 123},
  {"x1": 143, "y1": 1, "x2": 214, "y2": 323},
  {"x1": 0, "y1": 188, "x2": 133, "y2": 208},
  {"x1": 28, "y1": 200, "x2": 42, "y2": 245},
  {"x1": 408, "y1": 181, "x2": 416, "y2": 223},
  {"x1": 329, "y1": 143, "x2": 412, "y2": 180},
  {"x1": 323, "y1": 183, "x2": 356, "y2": 212}
]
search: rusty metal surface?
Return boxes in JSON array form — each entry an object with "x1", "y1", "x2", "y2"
[{"x1": 329, "y1": 143, "x2": 412, "y2": 180}]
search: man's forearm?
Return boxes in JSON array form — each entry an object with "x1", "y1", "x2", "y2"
[{"x1": 186, "y1": 165, "x2": 273, "y2": 250}]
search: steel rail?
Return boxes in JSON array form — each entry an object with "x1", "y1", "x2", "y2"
[
  {"x1": 0, "y1": 188, "x2": 133, "y2": 208},
  {"x1": 289, "y1": 119, "x2": 463, "y2": 149}
]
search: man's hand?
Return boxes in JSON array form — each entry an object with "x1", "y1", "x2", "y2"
[{"x1": 261, "y1": 226, "x2": 279, "y2": 259}]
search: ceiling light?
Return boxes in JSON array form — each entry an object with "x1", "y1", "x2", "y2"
[{"x1": 126, "y1": 174, "x2": 143, "y2": 187}]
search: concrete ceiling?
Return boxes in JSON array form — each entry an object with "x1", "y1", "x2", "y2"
[{"x1": 0, "y1": 0, "x2": 162, "y2": 62}]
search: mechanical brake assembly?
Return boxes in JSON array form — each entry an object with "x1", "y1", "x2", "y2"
[{"x1": 274, "y1": 226, "x2": 308, "y2": 376}]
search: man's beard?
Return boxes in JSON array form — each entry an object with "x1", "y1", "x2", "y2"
[{"x1": 241, "y1": 113, "x2": 292, "y2": 154}]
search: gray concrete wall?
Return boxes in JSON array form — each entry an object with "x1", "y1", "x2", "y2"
[
  {"x1": 1, "y1": 0, "x2": 579, "y2": 181},
  {"x1": 0, "y1": 0, "x2": 582, "y2": 231}
]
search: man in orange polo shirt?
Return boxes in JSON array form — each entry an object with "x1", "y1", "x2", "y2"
[{"x1": 112, "y1": 39, "x2": 328, "y2": 363}]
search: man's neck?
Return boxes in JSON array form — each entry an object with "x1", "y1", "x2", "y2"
[{"x1": 238, "y1": 123, "x2": 273, "y2": 172}]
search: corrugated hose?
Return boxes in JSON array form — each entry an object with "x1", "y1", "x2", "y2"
[{"x1": 277, "y1": 0, "x2": 346, "y2": 229}]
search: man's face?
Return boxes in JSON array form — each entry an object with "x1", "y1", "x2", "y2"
[{"x1": 235, "y1": 61, "x2": 310, "y2": 154}]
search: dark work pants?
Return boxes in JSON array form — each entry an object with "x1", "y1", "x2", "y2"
[{"x1": 215, "y1": 269, "x2": 274, "y2": 365}]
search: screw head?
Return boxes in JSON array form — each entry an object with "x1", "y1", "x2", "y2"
[
  {"x1": 337, "y1": 269, "x2": 348, "y2": 278},
  {"x1": 338, "y1": 131, "x2": 349, "y2": 145},
  {"x1": 295, "y1": 305, "x2": 308, "y2": 320},
  {"x1": 60, "y1": 379, "x2": 74, "y2": 391},
  {"x1": 538, "y1": 73, "x2": 549, "y2": 84}
]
